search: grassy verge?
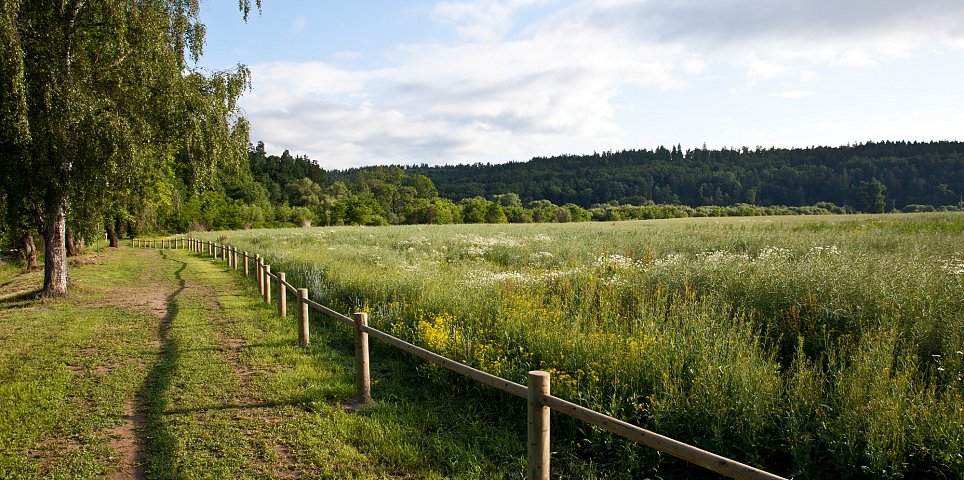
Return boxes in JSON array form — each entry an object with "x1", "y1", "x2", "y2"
[{"x1": 0, "y1": 247, "x2": 539, "y2": 479}]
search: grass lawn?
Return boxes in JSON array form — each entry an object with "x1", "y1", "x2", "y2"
[{"x1": 0, "y1": 247, "x2": 531, "y2": 479}]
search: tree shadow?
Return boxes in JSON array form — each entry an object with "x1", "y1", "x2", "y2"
[
  {"x1": 0, "y1": 287, "x2": 42, "y2": 308},
  {"x1": 135, "y1": 251, "x2": 187, "y2": 479}
]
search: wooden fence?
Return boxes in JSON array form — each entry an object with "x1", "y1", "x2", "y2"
[{"x1": 133, "y1": 236, "x2": 786, "y2": 480}]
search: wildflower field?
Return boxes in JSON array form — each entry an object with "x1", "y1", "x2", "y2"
[{"x1": 199, "y1": 213, "x2": 963, "y2": 479}]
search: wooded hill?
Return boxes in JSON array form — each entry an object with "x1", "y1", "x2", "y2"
[{"x1": 389, "y1": 141, "x2": 964, "y2": 209}]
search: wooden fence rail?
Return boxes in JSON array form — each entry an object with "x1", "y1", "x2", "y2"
[{"x1": 132, "y1": 237, "x2": 786, "y2": 480}]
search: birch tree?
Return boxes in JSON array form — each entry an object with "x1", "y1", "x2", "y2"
[{"x1": 0, "y1": 0, "x2": 260, "y2": 296}]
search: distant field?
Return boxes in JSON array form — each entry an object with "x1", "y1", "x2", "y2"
[{"x1": 201, "y1": 213, "x2": 964, "y2": 479}]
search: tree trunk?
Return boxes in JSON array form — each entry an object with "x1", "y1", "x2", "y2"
[
  {"x1": 106, "y1": 220, "x2": 119, "y2": 248},
  {"x1": 41, "y1": 202, "x2": 68, "y2": 297},
  {"x1": 23, "y1": 232, "x2": 39, "y2": 271},
  {"x1": 65, "y1": 232, "x2": 78, "y2": 257}
]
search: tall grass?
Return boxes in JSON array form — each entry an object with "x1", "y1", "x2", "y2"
[{"x1": 202, "y1": 213, "x2": 963, "y2": 478}]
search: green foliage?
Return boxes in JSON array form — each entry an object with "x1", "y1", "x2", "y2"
[
  {"x1": 860, "y1": 177, "x2": 887, "y2": 213},
  {"x1": 83, "y1": 139, "x2": 963, "y2": 238},
  {"x1": 0, "y1": 0, "x2": 255, "y2": 294},
  {"x1": 398, "y1": 141, "x2": 964, "y2": 210}
]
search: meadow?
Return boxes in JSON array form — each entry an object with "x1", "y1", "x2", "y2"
[{"x1": 199, "y1": 213, "x2": 964, "y2": 479}]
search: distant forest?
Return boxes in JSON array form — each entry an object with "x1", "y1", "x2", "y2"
[
  {"x1": 5, "y1": 140, "x2": 963, "y2": 256},
  {"x1": 143, "y1": 140, "x2": 964, "y2": 233},
  {"x1": 394, "y1": 141, "x2": 964, "y2": 210}
]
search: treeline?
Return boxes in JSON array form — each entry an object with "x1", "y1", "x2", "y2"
[
  {"x1": 105, "y1": 141, "x2": 964, "y2": 234},
  {"x1": 135, "y1": 142, "x2": 893, "y2": 233},
  {"x1": 393, "y1": 141, "x2": 964, "y2": 210}
]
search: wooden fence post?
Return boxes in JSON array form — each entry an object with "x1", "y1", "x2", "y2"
[
  {"x1": 528, "y1": 370, "x2": 551, "y2": 480},
  {"x1": 243, "y1": 251, "x2": 249, "y2": 277},
  {"x1": 256, "y1": 255, "x2": 263, "y2": 294},
  {"x1": 231, "y1": 247, "x2": 238, "y2": 270},
  {"x1": 298, "y1": 288, "x2": 310, "y2": 347},
  {"x1": 263, "y1": 264, "x2": 271, "y2": 304},
  {"x1": 277, "y1": 272, "x2": 286, "y2": 318},
  {"x1": 354, "y1": 312, "x2": 372, "y2": 405}
]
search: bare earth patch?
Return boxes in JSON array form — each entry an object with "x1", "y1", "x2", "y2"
[
  {"x1": 68, "y1": 255, "x2": 108, "y2": 267},
  {"x1": 106, "y1": 399, "x2": 147, "y2": 480},
  {"x1": 271, "y1": 442, "x2": 299, "y2": 479}
]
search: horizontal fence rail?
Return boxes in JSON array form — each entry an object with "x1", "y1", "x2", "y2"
[{"x1": 132, "y1": 237, "x2": 787, "y2": 480}]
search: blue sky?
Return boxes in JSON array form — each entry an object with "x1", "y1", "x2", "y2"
[{"x1": 197, "y1": 0, "x2": 964, "y2": 169}]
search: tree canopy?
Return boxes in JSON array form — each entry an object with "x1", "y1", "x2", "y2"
[
  {"x1": 399, "y1": 141, "x2": 964, "y2": 210},
  {"x1": 0, "y1": 0, "x2": 260, "y2": 296}
]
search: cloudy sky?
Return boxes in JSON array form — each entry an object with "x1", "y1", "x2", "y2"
[{"x1": 198, "y1": 0, "x2": 964, "y2": 169}]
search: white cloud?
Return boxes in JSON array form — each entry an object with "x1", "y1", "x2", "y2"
[
  {"x1": 242, "y1": 0, "x2": 964, "y2": 168},
  {"x1": 432, "y1": 0, "x2": 548, "y2": 42}
]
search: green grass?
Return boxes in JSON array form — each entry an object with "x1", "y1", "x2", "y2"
[
  {"x1": 0, "y1": 247, "x2": 545, "y2": 479},
  {"x1": 197, "y1": 212, "x2": 964, "y2": 479}
]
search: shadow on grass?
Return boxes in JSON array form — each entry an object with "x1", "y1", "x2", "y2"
[
  {"x1": 137, "y1": 251, "x2": 187, "y2": 479},
  {"x1": 0, "y1": 287, "x2": 42, "y2": 307},
  {"x1": 135, "y1": 340, "x2": 296, "y2": 357}
]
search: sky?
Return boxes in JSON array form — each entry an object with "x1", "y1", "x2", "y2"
[{"x1": 197, "y1": 0, "x2": 964, "y2": 170}]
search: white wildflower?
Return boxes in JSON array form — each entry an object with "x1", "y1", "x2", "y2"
[{"x1": 939, "y1": 258, "x2": 964, "y2": 275}]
